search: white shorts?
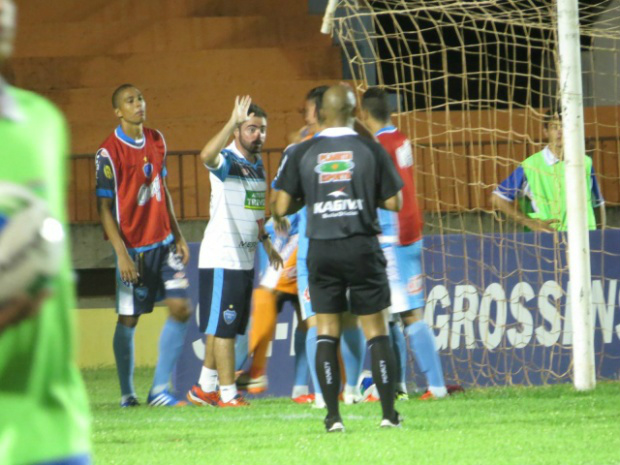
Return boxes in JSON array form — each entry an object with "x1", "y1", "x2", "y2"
[{"x1": 382, "y1": 239, "x2": 425, "y2": 315}]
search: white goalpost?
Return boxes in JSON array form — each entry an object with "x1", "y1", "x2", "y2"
[{"x1": 556, "y1": 0, "x2": 596, "y2": 390}]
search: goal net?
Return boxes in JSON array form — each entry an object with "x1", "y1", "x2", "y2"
[{"x1": 331, "y1": 0, "x2": 620, "y2": 387}]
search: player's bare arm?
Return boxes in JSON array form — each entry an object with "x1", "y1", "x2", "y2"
[
  {"x1": 491, "y1": 193, "x2": 558, "y2": 232},
  {"x1": 97, "y1": 197, "x2": 138, "y2": 283},
  {"x1": 379, "y1": 191, "x2": 403, "y2": 212},
  {"x1": 200, "y1": 95, "x2": 252, "y2": 168},
  {"x1": 259, "y1": 222, "x2": 283, "y2": 270},
  {"x1": 267, "y1": 188, "x2": 290, "y2": 234},
  {"x1": 163, "y1": 179, "x2": 189, "y2": 265},
  {"x1": 273, "y1": 190, "x2": 305, "y2": 222}
]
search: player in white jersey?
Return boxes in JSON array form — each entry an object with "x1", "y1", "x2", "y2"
[{"x1": 187, "y1": 96, "x2": 282, "y2": 407}]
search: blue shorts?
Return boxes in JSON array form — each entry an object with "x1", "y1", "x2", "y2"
[
  {"x1": 199, "y1": 268, "x2": 254, "y2": 338},
  {"x1": 297, "y1": 272, "x2": 315, "y2": 321},
  {"x1": 116, "y1": 243, "x2": 189, "y2": 316},
  {"x1": 382, "y1": 239, "x2": 425, "y2": 314}
]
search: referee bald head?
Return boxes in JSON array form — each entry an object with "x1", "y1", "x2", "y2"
[{"x1": 320, "y1": 85, "x2": 357, "y2": 129}]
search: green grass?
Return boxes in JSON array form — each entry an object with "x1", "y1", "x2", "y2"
[{"x1": 84, "y1": 367, "x2": 620, "y2": 465}]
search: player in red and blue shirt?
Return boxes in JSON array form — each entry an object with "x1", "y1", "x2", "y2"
[
  {"x1": 96, "y1": 84, "x2": 191, "y2": 407},
  {"x1": 361, "y1": 87, "x2": 462, "y2": 400}
]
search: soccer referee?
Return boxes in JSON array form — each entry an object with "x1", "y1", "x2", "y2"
[{"x1": 274, "y1": 85, "x2": 404, "y2": 432}]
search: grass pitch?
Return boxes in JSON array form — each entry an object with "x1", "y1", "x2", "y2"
[{"x1": 85, "y1": 367, "x2": 620, "y2": 465}]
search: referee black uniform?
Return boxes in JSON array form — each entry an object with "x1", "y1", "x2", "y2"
[{"x1": 276, "y1": 124, "x2": 404, "y2": 431}]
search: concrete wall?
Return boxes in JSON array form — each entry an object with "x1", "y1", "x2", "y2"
[{"x1": 76, "y1": 306, "x2": 168, "y2": 367}]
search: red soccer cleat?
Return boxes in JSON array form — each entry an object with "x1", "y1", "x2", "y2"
[
  {"x1": 292, "y1": 393, "x2": 315, "y2": 404},
  {"x1": 218, "y1": 394, "x2": 250, "y2": 407},
  {"x1": 186, "y1": 384, "x2": 219, "y2": 406},
  {"x1": 420, "y1": 390, "x2": 436, "y2": 400}
]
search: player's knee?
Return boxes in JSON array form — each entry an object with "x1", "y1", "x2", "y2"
[
  {"x1": 359, "y1": 310, "x2": 389, "y2": 340},
  {"x1": 317, "y1": 316, "x2": 341, "y2": 338},
  {"x1": 168, "y1": 300, "x2": 191, "y2": 322},
  {"x1": 118, "y1": 315, "x2": 139, "y2": 328},
  {"x1": 401, "y1": 307, "x2": 424, "y2": 326}
]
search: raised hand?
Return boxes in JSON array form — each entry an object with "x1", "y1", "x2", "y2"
[{"x1": 231, "y1": 95, "x2": 253, "y2": 127}]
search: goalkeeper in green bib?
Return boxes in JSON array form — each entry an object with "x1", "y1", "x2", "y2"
[
  {"x1": 0, "y1": 0, "x2": 91, "y2": 463},
  {"x1": 492, "y1": 110, "x2": 605, "y2": 231}
]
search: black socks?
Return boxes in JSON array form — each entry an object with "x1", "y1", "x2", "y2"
[
  {"x1": 368, "y1": 335, "x2": 397, "y2": 420},
  {"x1": 316, "y1": 335, "x2": 341, "y2": 418}
]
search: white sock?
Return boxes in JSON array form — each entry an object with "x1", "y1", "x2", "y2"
[
  {"x1": 344, "y1": 384, "x2": 360, "y2": 397},
  {"x1": 291, "y1": 385, "x2": 309, "y2": 398},
  {"x1": 198, "y1": 366, "x2": 219, "y2": 392},
  {"x1": 429, "y1": 386, "x2": 448, "y2": 398},
  {"x1": 220, "y1": 384, "x2": 238, "y2": 403},
  {"x1": 121, "y1": 394, "x2": 136, "y2": 403},
  {"x1": 313, "y1": 393, "x2": 326, "y2": 408},
  {"x1": 150, "y1": 384, "x2": 167, "y2": 396}
]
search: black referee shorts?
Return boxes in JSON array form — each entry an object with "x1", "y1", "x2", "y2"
[{"x1": 307, "y1": 235, "x2": 391, "y2": 316}]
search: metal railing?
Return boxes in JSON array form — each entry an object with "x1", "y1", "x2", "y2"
[{"x1": 68, "y1": 136, "x2": 619, "y2": 223}]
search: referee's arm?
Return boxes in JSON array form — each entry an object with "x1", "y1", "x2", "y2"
[
  {"x1": 379, "y1": 191, "x2": 402, "y2": 212},
  {"x1": 272, "y1": 149, "x2": 304, "y2": 220}
]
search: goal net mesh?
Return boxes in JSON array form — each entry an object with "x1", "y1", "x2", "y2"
[{"x1": 332, "y1": 0, "x2": 620, "y2": 387}]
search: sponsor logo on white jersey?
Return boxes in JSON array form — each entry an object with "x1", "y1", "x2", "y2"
[{"x1": 238, "y1": 239, "x2": 259, "y2": 249}]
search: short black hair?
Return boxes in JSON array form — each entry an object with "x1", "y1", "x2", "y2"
[
  {"x1": 112, "y1": 83, "x2": 137, "y2": 109},
  {"x1": 248, "y1": 103, "x2": 267, "y2": 119},
  {"x1": 544, "y1": 108, "x2": 562, "y2": 128},
  {"x1": 361, "y1": 87, "x2": 391, "y2": 123},
  {"x1": 306, "y1": 86, "x2": 329, "y2": 120}
]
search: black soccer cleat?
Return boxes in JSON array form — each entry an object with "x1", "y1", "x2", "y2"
[
  {"x1": 120, "y1": 395, "x2": 140, "y2": 408},
  {"x1": 324, "y1": 415, "x2": 345, "y2": 433},
  {"x1": 380, "y1": 411, "x2": 403, "y2": 428}
]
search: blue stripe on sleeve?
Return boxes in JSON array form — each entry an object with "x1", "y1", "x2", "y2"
[
  {"x1": 590, "y1": 166, "x2": 604, "y2": 206},
  {"x1": 96, "y1": 188, "x2": 114, "y2": 198},
  {"x1": 209, "y1": 151, "x2": 232, "y2": 181},
  {"x1": 494, "y1": 166, "x2": 526, "y2": 202}
]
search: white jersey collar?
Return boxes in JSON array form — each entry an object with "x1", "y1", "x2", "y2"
[
  {"x1": 542, "y1": 145, "x2": 560, "y2": 165},
  {"x1": 316, "y1": 127, "x2": 358, "y2": 138},
  {"x1": 226, "y1": 141, "x2": 262, "y2": 165}
]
